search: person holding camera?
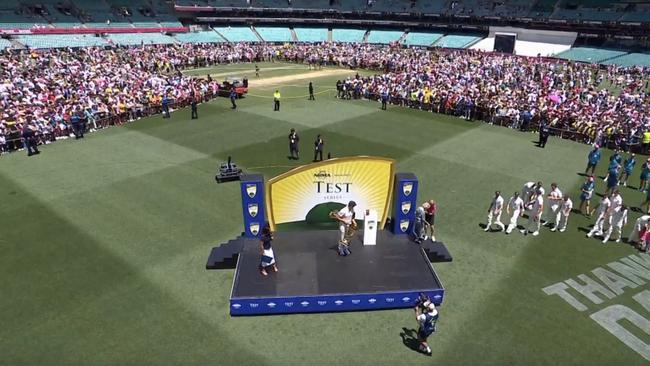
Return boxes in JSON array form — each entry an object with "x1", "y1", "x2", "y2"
[{"x1": 415, "y1": 297, "x2": 438, "y2": 355}]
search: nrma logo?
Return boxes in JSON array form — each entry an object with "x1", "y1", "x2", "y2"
[{"x1": 313, "y1": 170, "x2": 331, "y2": 178}]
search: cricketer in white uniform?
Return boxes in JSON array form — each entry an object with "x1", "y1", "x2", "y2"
[
  {"x1": 553, "y1": 196, "x2": 573, "y2": 232},
  {"x1": 522, "y1": 181, "x2": 536, "y2": 204},
  {"x1": 587, "y1": 195, "x2": 611, "y2": 237},
  {"x1": 485, "y1": 191, "x2": 505, "y2": 232},
  {"x1": 603, "y1": 205, "x2": 628, "y2": 243},
  {"x1": 601, "y1": 191, "x2": 623, "y2": 239},
  {"x1": 337, "y1": 201, "x2": 356, "y2": 244},
  {"x1": 506, "y1": 192, "x2": 524, "y2": 234},
  {"x1": 522, "y1": 190, "x2": 544, "y2": 236},
  {"x1": 545, "y1": 183, "x2": 563, "y2": 228},
  {"x1": 522, "y1": 181, "x2": 544, "y2": 207},
  {"x1": 629, "y1": 215, "x2": 650, "y2": 243}
]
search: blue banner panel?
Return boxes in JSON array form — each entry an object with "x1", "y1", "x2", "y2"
[
  {"x1": 240, "y1": 174, "x2": 266, "y2": 238},
  {"x1": 392, "y1": 173, "x2": 419, "y2": 234},
  {"x1": 230, "y1": 289, "x2": 444, "y2": 316}
]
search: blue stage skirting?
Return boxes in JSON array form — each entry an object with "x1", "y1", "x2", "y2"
[{"x1": 231, "y1": 289, "x2": 444, "y2": 316}]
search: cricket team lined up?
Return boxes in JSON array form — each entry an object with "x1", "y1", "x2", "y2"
[{"x1": 484, "y1": 145, "x2": 650, "y2": 250}]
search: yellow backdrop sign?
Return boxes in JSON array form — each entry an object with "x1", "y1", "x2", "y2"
[{"x1": 266, "y1": 156, "x2": 395, "y2": 230}]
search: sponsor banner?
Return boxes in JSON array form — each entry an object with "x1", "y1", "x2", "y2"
[
  {"x1": 266, "y1": 156, "x2": 395, "y2": 230},
  {"x1": 230, "y1": 289, "x2": 445, "y2": 316}
]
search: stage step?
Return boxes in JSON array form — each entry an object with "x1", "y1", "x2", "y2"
[
  {"x1": 206, "y1": 237, "x2": 247, "y2": 270},
  {"x1": 421, "y1": 241, "x2": 453, "y2": 262}
]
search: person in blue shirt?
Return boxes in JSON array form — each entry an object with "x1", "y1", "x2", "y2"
[
  {"x1": 230, "y1": 88, "x2": 237, "y2": 109},
  {"x1": 640, "y1": 159, "x2": 650, "y2": 192},
  {"x1": 414, "y1": 301, "x2": 438, "y2": 355},
  {"x1": 579, "y1": 175, "x2": 595, "y2": 215},
  {"x1": 161, "y1": 95, "x2": 170, "y2": 118},
  {"x1": 585, "y1": 145, "x2": 601, "y2": 175},
  {"x1": 603, "y1": 152, "x2": 621, "y2": 184},
  {"x1": 619, "y1": 153, "x2": 636, "y2": 187},
  {"x1": 605, "y1": 165, "x2": 620, "y2": 196},
  {"x1": 70, "y1": 112, "x2": 84, "y2": 139},
  {"x1": 381, "y1": 90, "x2": 389, "y2": 110}
]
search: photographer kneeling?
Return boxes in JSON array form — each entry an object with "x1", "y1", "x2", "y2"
[{"x1": 414, "y1": 295, "x2": 439, "y2": 355}]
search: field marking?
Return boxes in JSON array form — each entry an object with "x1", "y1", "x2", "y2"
[
  {"x1": 248, "y1": 69, "x2": 355, "y2": 87},
  {"x1": 186, "y1": 65, "x2": 306, "y2": 78}
]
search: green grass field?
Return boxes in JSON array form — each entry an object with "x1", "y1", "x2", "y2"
[{"x1": 1, "y1": 62, "x2": 649, "y2": 365}]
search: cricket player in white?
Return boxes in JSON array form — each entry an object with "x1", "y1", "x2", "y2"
[
  {"x1": 601, "y1": 190, "x2": 623, "y2": 239},
  {"x1": 544, "y1": 183, "x2": 563, "y2": 228},
  {"x1": 336, "y1": 201, "x2": 356, "y2": 243},
  {"x1": 587, "y1": 194, "x2": 611, "y2": 237},
  {"x1": 505, "y1": 192, "x2": 524, "y2": 234},
  {"x1": 522, "y1": 181, "x2": 544, "y2": 205},
  {"x1": 521, "y1": 189, "x2": 544, "y2": 236},
  {"x1": 602, "y1": 204, "x2": 628, "y2": 243},
  {"x1": 522, "y1": 181, "x2": 536, "y2": 204},
  {"x1": 553, "y1": 196, "x2": 573, "y2": 232},
  {"x1": 485, "y1": 191, "x2": 505, "y2": 232},
  {"x1": 629, "y1": 215, "x2": 650, "y2": 244}
]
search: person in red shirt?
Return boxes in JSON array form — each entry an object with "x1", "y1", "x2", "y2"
[{"x1": 423, "y1": 199, "x2": 437, "y2": 242}]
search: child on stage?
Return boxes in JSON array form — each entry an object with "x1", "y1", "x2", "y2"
[{"x1": 259, "y1": 223, "x2": 278, "y2": 276}]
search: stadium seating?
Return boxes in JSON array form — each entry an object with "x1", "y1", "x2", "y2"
[
  {"x1": 106, "y1": 33, "x2": 176, "y2": 46},
  {"x1": 554, "y1": 47, "x2": 627, "y2": 63},
  {"x1": 620, "y1": 12, "x2": 650, "y2": 22},
  {"x1": 366, "y1": 30, "x2": 404, "y2": 44},
  {"x1": 132, "y1": 22, "x2": 162, "y2": 28},
  {"x1": 255, "y1": 27, "x2": 292, "y2": 42},
  {"x1": 550, "y1": 8, "x2": 622, "y2": 22},
  {"x1": 288, "y1": 0, "x2": 331, "y2": 9},
  {"x1": 403, "y1": 32, "x2": 443, "y2": 47},
  {"x1": 213, "y1": 26, "x2": 259, "y2": 42},
  {"x1": 433, "y1": 35, "x2": 482, "y2": 49},
  {"x1": 331, "y1": 28, "x2": 366, "y2": 43},
  {"x1": 293, "y1": 27, "x2": 328, "y2": 42},
  {"x1": 602, "y1": 53, "x2": 650, "y2": 67},
  {"x1": 0, "y1": 38, "x2": 12, "y2": 50},
  {"x1": 16, "y1": 34, "x2": 109, "y2": 48},
  {"x1": 175, "y1": 31, "x2": 225, "y2": 43},
  {"x1": 84, "y1": 22, "x2": 133, "y2": 28},
  {"x1": 160, "y1": 21, "x2": 184, "y2": 28}
]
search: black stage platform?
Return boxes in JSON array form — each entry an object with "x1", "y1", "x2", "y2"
[{"x1": 227, "y1": 230, "x2": 447, "y2": 316}]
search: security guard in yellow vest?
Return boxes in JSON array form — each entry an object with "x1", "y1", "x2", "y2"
[
  {"x1": 273, "y1": 90, "x2": 281, "y2": 111},
  {"x1": 642, "y1": 131, "x2": 650, "y2": 154}
]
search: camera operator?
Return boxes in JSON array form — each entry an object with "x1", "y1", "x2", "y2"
[{"x1": 414, "y1": 296, "x2": 438, "y2": 355}]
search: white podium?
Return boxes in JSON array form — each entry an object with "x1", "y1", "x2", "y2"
[{"x1": 363, "y1": 209, "x2": 378, "y2": 245}]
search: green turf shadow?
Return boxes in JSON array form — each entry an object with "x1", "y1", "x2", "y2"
[{"x1": 0, "y1": 171, "x2": 267, "y2": 366}]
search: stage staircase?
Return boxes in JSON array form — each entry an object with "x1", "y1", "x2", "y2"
[
  {"x1": 421, "y1": 241, "x2": 453, "y2": 262},
  {"x1": 206, "y1": 236, "x2": 248, "y2": 269}
]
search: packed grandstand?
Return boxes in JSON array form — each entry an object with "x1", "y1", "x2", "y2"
[{"x1": 0, "y1": 0, "x2": 649, "y2": 154}]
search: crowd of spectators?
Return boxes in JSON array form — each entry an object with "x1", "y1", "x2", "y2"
[{"x1": 0, "y1": 41, "x2": 649, "y2": 155}]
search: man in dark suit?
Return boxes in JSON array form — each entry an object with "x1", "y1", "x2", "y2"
[
  {"x1": 314, "y1": 134, "x2": 324, "y2": 162},
  {"x1": 22, "y1": 124, "x2": 40, "y2": 156},
  {"x1": 288, "y1": 128, "x2": 299, "y2": 160},
  {"x1": 308, "y1": 82, "x2": 315, "y2": 101},
  {"x1": 191, "y1": 99, "x2": 198, "y2": 119}
]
